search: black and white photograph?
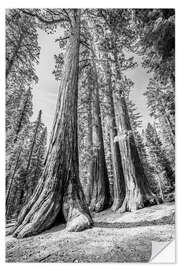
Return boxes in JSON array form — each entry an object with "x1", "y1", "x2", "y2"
[{"x1": 4, "y1": 6, "x2": 175, "y2": 263}]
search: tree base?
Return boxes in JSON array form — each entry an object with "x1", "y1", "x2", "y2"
[
  {"x1": 7, "y1": 208, "x2": 93, "y2": 238},
  {"x1": 89, "y1": 196, "x2": 110, "y2": 213},
  {"x1": 111, "y1": 199, "x2": 123, "y2": 212},
  {"x1": 66, "y1": 208, "x2": 93, "y2": 232},
  {"x1": 118, "y1": 193, "x2": 159, "y2": 213}
]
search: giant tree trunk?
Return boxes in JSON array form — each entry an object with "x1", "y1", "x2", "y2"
[
  {"x1": 88, "y1": 50, "x2": 111, "y2": 212},
  {"x1": 9, "y1": 10, "x2": 92, "y2": 238},
  {"x1": 85, "y1": 80, "x2": 94, "y2": 205},
  {"x1": 116, "y1": 96, "x2": 158, "y2": 212},
  {"x1": 113, "y1": 47, "x2": 158, "y2": 212},
  {"x1": 104, "y1": 61, "x2": 125, "y2": 211}
]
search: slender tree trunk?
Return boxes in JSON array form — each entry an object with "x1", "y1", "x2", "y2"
[
  {"x1": 9, "y1": 10, "x2": 92, "y2": 238},
  {"x1": 170, "y1": 73, "x2": 175, "y2": 89},
  {"x1": 6, "y1": 147, "x2": 22, "y2": 218},
  {"x1": 19, "y1": 110, "x2": 42, "y2": 206},
  {"x1": 158, "y1": 99, "x2": 175, "y2": 148},
  {"x1": 25, "y1": 110, "x2": 42, "y2": 174},
  {"x1": 88, "y1": 47, "x2": 111, "y2": 212},
  {"x1": 157, "y1": 174, "x2": 164, "y2": 202},
  {"x1": 14, "y1": 89, "x2": 31, "y2": 143},
  {"x1": 28, "y1": 127, "x2": 47, "y2": 197},
  {"x1": 113, "y1": 46, "x2": 159, "y2": 212},
  {"x1": 104, "y1": 61, "x2": 125, "y2": 211}
]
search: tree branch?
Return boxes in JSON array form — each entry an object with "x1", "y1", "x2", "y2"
[
  {"x1": 21, "y1": 9, "x2": 68, "y2": 25},
  {"x1": 80, "y1": 40, "x2": 91, "y2": 50}
]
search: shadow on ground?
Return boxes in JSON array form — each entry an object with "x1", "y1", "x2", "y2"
[
  {"x1": 94, "y1": 212, "x2": 175, "y2": 229},
  {"x1": 6, "y1": 203, "x2": 175, "y2": 263}
]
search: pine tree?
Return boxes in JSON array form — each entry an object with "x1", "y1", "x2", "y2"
[
  {"x1": 144, "y1": 78, "x2": 175, "y2": 148},
  {"x1": 6, "y1": 112, "x2": 47, "y2": 220},
  {"x1": 134, "y1": 9, "x2": 175, "y2": 87},
  {"x1": 6, "y1": 146, "x2": 22, "y2": 218},
  {"x1": 19, "y1": 110, "x2": 44, "y2": 204},
  {"x1": 6, "y1": 9, "x2": 40, "y2": 85},
  {"x1": 6, "y1": 8, "x2": 39, "y2": 181},
  {"x1": 25, "y1": 127, "x2": 47, "y2": 199},
  {"x1": 145, "y1": 123, "x2": 175, "y2": 199}
]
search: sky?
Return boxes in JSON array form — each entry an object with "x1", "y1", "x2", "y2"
[{"x1": 31, "y1": 28, "x2": 153, "y2": 141}]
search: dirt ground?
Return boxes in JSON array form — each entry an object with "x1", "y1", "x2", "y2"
[{"x1": 6, "y1": 203, "x2": 175, "y2": 263}]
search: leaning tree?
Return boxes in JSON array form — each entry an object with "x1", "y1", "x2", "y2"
[{"x1": 9, "y1": 9, "x2": 93, "y2": 239}]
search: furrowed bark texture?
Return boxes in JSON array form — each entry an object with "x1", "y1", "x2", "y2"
[
  {"x1": 104, "y1": 61, "x2": 125, "y2": 211},
  {"x1": 115, "y1": 96, "x2": 158, "y2": 212},
  {"x1": 9, "y1": 10, "x2": 92, "y2": 238},
  {"x1": 113, "y1": 47, "x2": 158, "y2": 212},
  {"x1": 86, "y1": 81, "x2": 94, "y2": 205},
  {"x1": 88, "y1": 51, "x2": 111, "y2": 212}
]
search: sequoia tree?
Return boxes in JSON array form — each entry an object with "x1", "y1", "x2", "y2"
[
  {"x1": 9, "y1": 9, "x2": 92, "y2": 238},
  {"x1": 88, "y1": 61, "x2": 111, "y2": 212},
  {"x1": 98, "y1": 9, "x2": 159, "y2": 212},
  {"x1": 85, "y1": 71, "x2": 94, "y2": 205},
  {"x1": 103, "y1": 60, "x2": 125, "y2": 211}
]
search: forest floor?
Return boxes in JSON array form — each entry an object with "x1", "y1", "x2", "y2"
[{"x1": 6, "y1": 202, "x2": 175, "y2": 263}]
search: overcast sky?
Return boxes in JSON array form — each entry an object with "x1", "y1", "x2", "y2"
[{"x1": 31, "y1": 28, "x2": 153, "y2": 141}]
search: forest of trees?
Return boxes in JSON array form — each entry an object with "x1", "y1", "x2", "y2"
[{"x1": 6, "y1": 9, "x2": 175, "y2": 239}]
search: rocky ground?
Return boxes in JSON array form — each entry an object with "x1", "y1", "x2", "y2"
[{"x1": 6, "y1": 202, "x2": 175, "y2": 263}]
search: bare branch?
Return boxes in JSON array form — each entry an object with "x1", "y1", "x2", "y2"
[
  {"x1": 80, "y1": 40, "x2": 91, "y2": 50},
  {"x1": 55, "y1": 36, "x2": 70, "y2": 42}
]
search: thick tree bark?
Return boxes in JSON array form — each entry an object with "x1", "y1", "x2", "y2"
[
  {"x1": 116, "y1": 97, "x2": 158, "y2": 212},
  {"x1": 86, "y1": 81, "x2": 94, "y2": 205},
  {"x1": 88, "y1": 49, "x2": 111, "y2": 212},
  {"x1": 104, "y1": 61, "x2": 125, "y2": 211},
  {"x1": 9, "y1": 10, "x2": 92, "y2": 238},
  {"x1": 113, "y1": 47, "x2": 159, "y2": 212}
]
